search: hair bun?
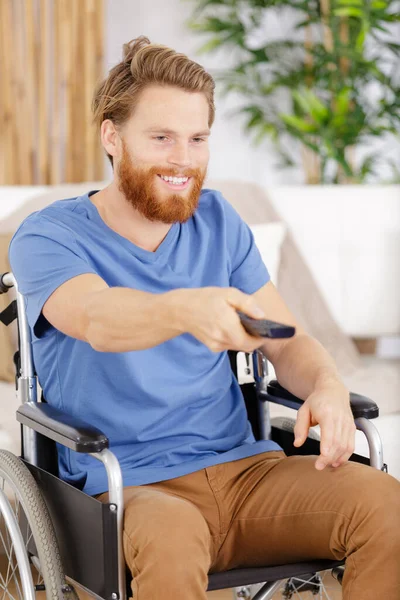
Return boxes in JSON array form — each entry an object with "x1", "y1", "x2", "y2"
[{"x1": 122, "y1": 36, "x2": 151, "y2": 63}]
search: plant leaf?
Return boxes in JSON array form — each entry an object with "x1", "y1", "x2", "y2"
[
  {"x1": 337, "y1": 0, "x2": 363, "y2": 5},
  {"x1": 333, "y1": 7, "x2": 364, "y2": 17},
  {"x1": 280, "y1": 114, "x2": 319, "y2": 133}
]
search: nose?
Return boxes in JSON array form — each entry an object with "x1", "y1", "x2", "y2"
[{"x1": 167, "y1": 142, "x2": 191, "y2": 169}]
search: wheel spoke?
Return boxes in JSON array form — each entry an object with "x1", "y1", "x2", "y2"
[
  {"x1": 25, "y1": 531, "x2": 33, "y2": 551},
  {"x1": 1, "y1": 530, "x2": 15, "y2": 586},
  {"x1": 0, "y1": 586, "x2": 18, "y2": 600},
  {"x1": 0, "y1": 570, "x2": 10, "y2": 600},
  {"x1": 5, "y1": 561, "x2": 20, "y2": 596},
  {"x1": 2, "y1": 544, "x2": 24, "y2": 600},
  {"x1": 0, "y1": 523, "x2": 12, "y2": 562},
  {"x1": 0, "y1": 569, "x2": 18, "y2": 600},
  {"x1": 0, "y1": 539, "x2": 31, "y2": 600},
  {"x1": 4, "y1": 522, "x2": 12, "y2": 560},
  {"x1": 319, "y1": 580, "x2": 333, "y2": 600},
  {"x1": 4, "y1": 550, "x2": 18, "y2": 588},
  {"x1": 10, "y1": 563, "x2": 23, "y2": 600},
  {"x1": 284, "y1": 573, "x2": 334, "y2": 599}
]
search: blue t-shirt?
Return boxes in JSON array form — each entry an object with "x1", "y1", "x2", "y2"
[{"x1": 9, "y1": 189, "x2": 282, "y2": 495}]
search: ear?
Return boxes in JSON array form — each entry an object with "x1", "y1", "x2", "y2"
[{"x1": 101, "y1": 119, "x2": 121, "y2": 162}]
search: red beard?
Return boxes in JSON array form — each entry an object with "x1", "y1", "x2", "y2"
[{"x1": 118, "y1": 141, "x2": 207, "y2": 224}]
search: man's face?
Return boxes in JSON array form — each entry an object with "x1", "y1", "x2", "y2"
[{"x1": 115, "y1": 85, "x2": 210, "y2": 224}]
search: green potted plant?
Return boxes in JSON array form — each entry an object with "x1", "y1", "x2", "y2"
[
  {"x1": 186, "y1": 0, "x2": 400, "y2": 184},
  {"x1": 186, "y1": 0, "x2": 400, "y2": 347}
]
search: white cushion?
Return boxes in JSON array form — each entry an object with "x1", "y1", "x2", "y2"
[
  {"x1": 237, "y1": 222, "x2": 286, "y2": 384},
  {"x1": 249, "y1": 222, "x2": 287, "y2": 288}
]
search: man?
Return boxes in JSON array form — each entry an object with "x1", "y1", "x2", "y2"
[{"x1": 9, "y1": 36, "x2": 400, "y2": 599}]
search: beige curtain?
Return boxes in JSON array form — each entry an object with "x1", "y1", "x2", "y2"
[{"x1": 0, "y1": 0, "x2": 105, "y2": 184}]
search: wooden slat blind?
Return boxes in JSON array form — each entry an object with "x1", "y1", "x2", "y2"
[{"x1": 0, "y1": 0, "x2": 104, "y2": 184}]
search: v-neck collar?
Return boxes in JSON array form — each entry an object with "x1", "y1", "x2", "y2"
[{"x1": 82, "y1": 191, "x2": 180, "y2": 264}]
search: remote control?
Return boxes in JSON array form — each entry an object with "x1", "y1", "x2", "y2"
[{"x1": 237, "y1": 311, "x2": 295, "y2": 339}]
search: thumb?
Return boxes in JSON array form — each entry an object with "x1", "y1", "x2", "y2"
[
  {"x1": 293, "y1": 405, "x2": 310, "y2": 447},
  {"x1": 227, "y1": 288, "x2": 266, "y2": 319}
]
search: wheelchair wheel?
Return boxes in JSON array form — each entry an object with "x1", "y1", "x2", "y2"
[
  {"x1": 234, "y1": 569, "x2": 339, "y2": 599},
  {"x1": 0, "y1": 450, "x2": 78, "y2": 600}
]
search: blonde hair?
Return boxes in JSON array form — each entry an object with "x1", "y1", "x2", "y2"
[{"x1": 92, "y1": 36, "x2": 216, "y2": 166}]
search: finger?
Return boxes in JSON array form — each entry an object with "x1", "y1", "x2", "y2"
[
  {"x1": 226, "y1": 288, "x2": 265, "y2": 319},
  {"x1": 222, "y1": 312, "x2": 264, "y2": 353},
  {"x1": 328, "y1": 419, "x2": 349, "y2": 466},
  {"x1": 332, "y1": 423, "x2": 356, "y2": 467},
  {"x1": 331, "y1": 416, "x2": 355, "y2": 465},
  {"x1": 293, "y1": 405, "x2": 311, "y2": 447},
  {"x1": 222, "y1": 316, "x2": 263, "y2": 352},
  {"x1": 315, "y1": 415, "x2": 335, "y2": 470},
  {"x1": 242, "y1": 335, "x2": 265, "y2": 353},
  {"x1": 326, "y1": 420, "x2": 354, "y2": 468}
]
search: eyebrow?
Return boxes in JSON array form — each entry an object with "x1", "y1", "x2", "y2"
[{"x1": 144, "y1": 127, "x2": 211, "y2": 137}]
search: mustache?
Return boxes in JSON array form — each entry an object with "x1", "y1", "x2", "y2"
[{"x1": 148, "y1": 166, "x2": 203, "y2": 178}]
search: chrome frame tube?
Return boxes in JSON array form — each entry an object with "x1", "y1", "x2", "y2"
[
  {"x1": 252, "y1": 349, "x2": 385, "y2": 471},
  {"x1": 252, "y1": 580, "x2": 282, "y2": 599},
  {"x1": 252, "y1": 351, "x2": 272, "y2": 441},
  {"x1": 354, "y1": 417, "x2": 384, "y2": 470},
  {"x1": 4, "y1": 273, "x2": 36, "y2": 381},
  {"x1": 2, "y1": 274, "x2": 39, "y2": 465},
  {"x1": 252, "y1": 350, "x2": 269, "y2": 392},
  {"x1": 91, "y1": 449, "x2": 126, "y2": 600},
  {"x1": 5, "y1": 274, "x2": 40, "y2": 465},
  {"x1": 0, "y1": 488, "x2": 35, "y2": 600}
]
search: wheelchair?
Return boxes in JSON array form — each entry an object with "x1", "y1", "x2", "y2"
[{"x1": 0, "y1": 270, "x2": 386, "y2": 600}]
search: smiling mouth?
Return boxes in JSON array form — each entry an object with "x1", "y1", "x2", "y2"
[{"x1": 157, "y1": 175, "x2": 191, "y2": 189}]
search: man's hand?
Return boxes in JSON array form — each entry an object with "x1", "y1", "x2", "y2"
[
  {"x1": 293, "y1": 383, "x2": 356, "y2": 470},
  {"x1": 173, "y1": 286, "x2": 267, "y2": 353}
]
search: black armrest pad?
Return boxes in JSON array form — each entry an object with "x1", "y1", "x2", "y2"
[
  {"x1": 17, "y1": 402, "x2": 109, "y2": 453},
  {"x1": 262, "y1": 380, "x2": 379, "y2": 420}
]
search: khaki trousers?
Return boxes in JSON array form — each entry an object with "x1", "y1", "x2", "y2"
[{"x1": 98, "y1": 451, "x2": 400, "y2": 599}]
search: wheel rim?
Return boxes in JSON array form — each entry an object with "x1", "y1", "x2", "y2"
[{"x1": 0, "y1": 473, "x2": 43, "y2": 599}]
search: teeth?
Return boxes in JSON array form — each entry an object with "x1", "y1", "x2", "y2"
[{"x1": 160, "y1": 175, "x2": 188, "y2": 185}]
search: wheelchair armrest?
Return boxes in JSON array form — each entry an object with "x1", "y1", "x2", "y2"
[
  {"x1": 261, "y1": 380, "x2": 379, "y2": 420},
  {"x1": 17, "y1": 402, "x2": 109, "y2": 453}
]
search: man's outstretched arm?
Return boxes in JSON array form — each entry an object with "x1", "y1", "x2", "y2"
[{"x1": 252, "y1": 281, "x2": 355, "y2": 471}]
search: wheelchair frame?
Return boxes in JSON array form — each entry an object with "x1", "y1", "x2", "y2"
[{"x1": 0, "y1": 271, "x2": 386, "y2": 600}]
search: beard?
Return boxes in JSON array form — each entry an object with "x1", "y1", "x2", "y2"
[{"x1": 117, "y1": 141, "x2": 207, "y2": 224}]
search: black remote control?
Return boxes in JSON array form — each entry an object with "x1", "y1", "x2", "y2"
[{"x1": 237, "y1": 312, "x2": 295, "y2": 339}]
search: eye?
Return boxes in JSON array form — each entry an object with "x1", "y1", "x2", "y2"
[
  {"x1": 192, "y1": 137, "x2": 206, "y2": 143},
  {"x1": 153, "y1": 136, "x2": 168, "y2": 141}
]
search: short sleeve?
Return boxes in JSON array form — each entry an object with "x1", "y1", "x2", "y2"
[
  {"x1": 222, "y1": 196, "x2": 270, "y2": 294},
  {"x1": 9, "y1": 214, "x2": 97, "y2": 336}
]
